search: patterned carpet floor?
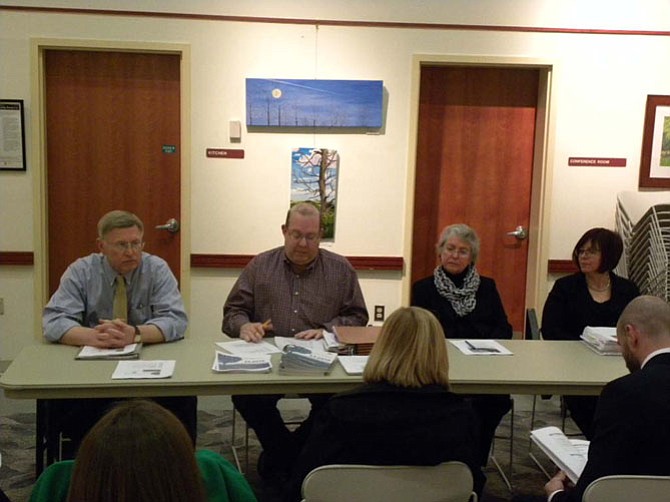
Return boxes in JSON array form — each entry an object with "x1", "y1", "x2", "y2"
[{"x1": 0, "y1": 402, "x2": 574, "y2": 501}]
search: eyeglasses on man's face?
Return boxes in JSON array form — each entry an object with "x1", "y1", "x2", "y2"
[
  {"x1": 107, "y1": 240, "x2": 145, "y2": 253},
  {"x1": 287, "y1": 230, "x2": 319, "y2": 243}
]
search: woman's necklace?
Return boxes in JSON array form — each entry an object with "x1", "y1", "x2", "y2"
[{"x1": 587, "y1": 276, "x2": 611, "y2": 292}]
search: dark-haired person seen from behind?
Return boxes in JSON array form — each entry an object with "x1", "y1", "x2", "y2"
[
  {"x1": 285, "y1": 307, "x2": 484, "y2": 502},
  {"x1": 222, "y1": 202, "x2": 368, "y2": 481},
  {"x1": 543, "y1": 296, "x2": 670, "y2": 502},
  {"x1": 541, "y1": 228, "x2": 639, "y2": 438},
  {"x1": 42, "y1": 210, "x2": 196, "y2": 454},
  {"x1": 412, "y1": 223, "x2": 512, "y2": 467},
  {"x1": 30, "y1": 399, "x2": 257, "y2": 502}
]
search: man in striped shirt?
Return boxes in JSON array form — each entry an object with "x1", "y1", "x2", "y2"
[{"x1": 223, "y1": 202, "x2": 368, "y2": 481}]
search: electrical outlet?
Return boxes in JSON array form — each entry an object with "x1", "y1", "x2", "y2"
[{"x1": 374, "y1": 305, "x2": 385, "y2": 322}]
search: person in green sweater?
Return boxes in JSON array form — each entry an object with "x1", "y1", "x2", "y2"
[{"x1": 30, "y1": 399, "x2": 257, "y2": 502}]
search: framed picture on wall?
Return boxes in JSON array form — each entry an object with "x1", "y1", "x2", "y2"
[
  {"x1": 246, "y1": 79, "x2": 383, "y2": 129},
  {"x1": 639, "y1": 94, "x2": 670, "y2": 189},
  {"x1": 0, "y1": 99, "x2": 27, "y2": 171}
]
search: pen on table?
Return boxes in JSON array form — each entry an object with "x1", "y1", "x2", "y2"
[{"x1": 465, "y1": 340, "x2": 478, "y2": 351}]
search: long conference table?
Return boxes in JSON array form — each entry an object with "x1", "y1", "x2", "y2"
[{"x1": 0, "y1": 336, "x2": 628, "y2": 474}]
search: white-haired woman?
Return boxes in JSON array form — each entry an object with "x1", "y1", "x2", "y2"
[{"x1": 412, "y1": 223, "x2": 512, "y2": 467}]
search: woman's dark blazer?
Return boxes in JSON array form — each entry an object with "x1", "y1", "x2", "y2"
[
  {"x1": 541, "y1": 272, "x2": 639, "y2": 341},
  {"x1": 285, "y1": 382, "x2": 485, "y2": 501},
  {"x1": 412, "y1": 274, "x2": 512, "y2": 340}
]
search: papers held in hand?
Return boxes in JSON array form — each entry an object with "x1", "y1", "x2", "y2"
[
  {"x1": 212, "y1": 351, "x2": 272, "y2": 373},
  {"x1": 580, "y1": 326, "x2": 621, "y2": 355},
  {"x1": 76, "y1": 343, "x2": 142, "y2": 360},
  {"x1": 450, "y1": 339, "x2": 513, "y2": 356},
  {"x1": 279, "y1": 345, "x2": 338, "y2": 375},
  {"x1": 530, "y1": 426, "x2": 589, "y2": 483}
]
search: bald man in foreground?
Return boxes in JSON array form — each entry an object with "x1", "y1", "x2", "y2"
[{"x1": 544, "y1": 295, "x2": 670, "y2": 501}]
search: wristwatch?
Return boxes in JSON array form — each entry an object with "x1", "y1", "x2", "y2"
[{"x1": 133, "y1": 325, "x2": 141, "y2": 343}]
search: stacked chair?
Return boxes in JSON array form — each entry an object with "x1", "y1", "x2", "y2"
[{"x1": 615, "y1": 191, "x2": 670, "y2": 301}]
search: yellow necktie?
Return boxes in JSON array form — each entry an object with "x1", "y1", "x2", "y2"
[{"x1": 113, "y1": 275, "x2": 128, "y2": 321}]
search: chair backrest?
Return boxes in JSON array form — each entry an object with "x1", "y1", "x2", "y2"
[
  {"x1": 582, "y1": 475, "x2": 670, "y2": 502},
  {"x1": 525, "y1": 308, "x2": 541, "y2": 340},
  {"x1": 301, "y1": 461, "x2": 476, "y2": 502}
]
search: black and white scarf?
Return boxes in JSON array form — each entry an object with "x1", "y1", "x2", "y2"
[{"x1": 433, "y1": 265, "x2": 480, "y2": 317}]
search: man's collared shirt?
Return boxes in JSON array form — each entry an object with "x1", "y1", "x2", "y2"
[
  {"x1": 43, "y1": 252, "x2": 187, "y2": 342},
  {"x1": 641, "y1": 347, "x2": 670, "y2": 368},
  {"x1": 222, "y1": 246, "x2": 368, "y2": 337}
]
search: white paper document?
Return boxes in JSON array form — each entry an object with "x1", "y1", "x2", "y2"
[
  {"x1": 339, "y1": 355, "x2": 369, "y2": 375},
  {"x1": 216, "y1": 339, "x2": 282, "y2": 356},
  {"x1": 450, "y1": 339, "x2": 513, "y2": 355},
  {"x1": 111, "y1": 360, "x2": 175, "y2": 379},
  {"x1": 530, "y1": 426, "x2": 589, "y2": 483}
]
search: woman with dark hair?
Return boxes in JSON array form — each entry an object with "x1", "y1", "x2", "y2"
[
  {"x1": 30, "y1": 400, "x2": 257, "y2": 502},
  {"x1": 411, "y1": 223, "x2": 512, "y2": 467},
  {"x1": 284, "y1": 306, "x2": 484, "y2": 501},
  {"x1": 542, "y1": 227, "x2": 639, "y2": 438}
]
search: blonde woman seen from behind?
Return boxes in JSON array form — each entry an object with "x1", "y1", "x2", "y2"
[{"x1": 285, "y1": 307, "x2": 484, "y2": 501}]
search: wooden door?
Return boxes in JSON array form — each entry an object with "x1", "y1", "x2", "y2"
[
  {"x1": 45, "y1": 50, "x2": 181, "y2": 296},
  {"x1": 412, "y1": 66, "x2": 539, "y2": 332}
]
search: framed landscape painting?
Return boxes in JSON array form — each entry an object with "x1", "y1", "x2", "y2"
[
  {"x1": 246, "y1": 79, "x2": 383, "y2": 129},
  {"x1": 639, "y1": 94, "x2": 670, "y2": 189}
]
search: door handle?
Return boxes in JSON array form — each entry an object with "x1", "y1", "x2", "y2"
[
  {"x1": 506, "y1": 225, "x2": 527, "y2": 240},
  {"x1": 155, "y1": 218, "x2": 180, "y2": 234}
]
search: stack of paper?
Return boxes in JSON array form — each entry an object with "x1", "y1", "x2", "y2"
[
  {"x1": 212, "y1": 351, "x2": 272, "y2": 373},
  {"x1": 580, "y1": 326, "x2": 621, "y2": 355},
  {"x1": 76, "y1": 343, "x2": 142, "y2": 360},
  {"x1": 530, "y1": 426, "x2": 589, "y2": 483},
  {"x1": 322, "y1": 331, "x2": 351, "y2": 354},
  {"x1": 279, "y1": 345, "x2": 338, "y2": 375}
]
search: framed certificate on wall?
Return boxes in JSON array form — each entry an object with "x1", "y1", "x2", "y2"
[{"x1": 0, "y1": 99, "x2": 27, "y2": 171}]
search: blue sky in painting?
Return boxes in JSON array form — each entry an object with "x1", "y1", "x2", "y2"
[
  {"x1": 290, "y1": 147, "x2": 339, "y2": 202},
  {"x1": 246, "y1": 79, "x2": 383, "y2": 128}
]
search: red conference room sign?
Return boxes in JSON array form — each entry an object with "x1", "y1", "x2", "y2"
[{"x1": 568, "y1": 157, "x2": 627, "y2": 167}]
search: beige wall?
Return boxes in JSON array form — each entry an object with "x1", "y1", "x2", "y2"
[{"x1": 1, "y1": 1, "x2": 670, "y2": 359}]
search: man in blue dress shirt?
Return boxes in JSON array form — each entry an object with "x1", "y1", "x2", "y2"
[{"x1": 42, "y1": 210, "x2": 195, "y2": 456}]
